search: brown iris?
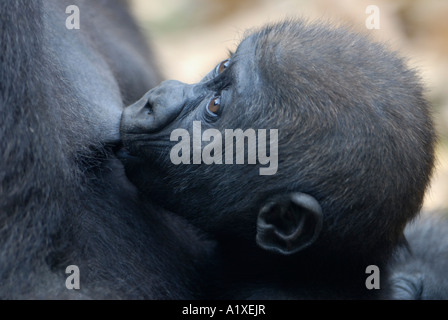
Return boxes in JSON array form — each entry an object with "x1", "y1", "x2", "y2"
[
  {"x1": 216, "y1": 59, "x2": 230, "y2": 74},
  {"x1": 207, "y1": 96, "x2": 221, "y2": 115}
]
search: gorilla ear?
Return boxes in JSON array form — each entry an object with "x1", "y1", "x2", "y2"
[{"x1": 256, "y1": 193, "x2": 323, "y2": 255}]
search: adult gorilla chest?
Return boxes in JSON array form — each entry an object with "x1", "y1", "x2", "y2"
[
  {"x1": 42, "y1": 0, "x2": 159, "y2": 144},
  {"x1": 0, "y1": 0, "x2": 209, "y2": 299}
]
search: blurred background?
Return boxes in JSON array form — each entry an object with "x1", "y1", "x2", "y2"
[{"x1": 129, "y1": 0, "x2": 448, "y2": 212}]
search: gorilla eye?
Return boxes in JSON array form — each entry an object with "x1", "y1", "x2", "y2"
[
  {"x1": 216, "y1": 59, "x2": 230, "y2": 75},
  {"x1": 207, "y1": 95, "x2": 221, "y2": 116}
]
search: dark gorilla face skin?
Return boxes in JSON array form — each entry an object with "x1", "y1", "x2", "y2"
[
  {"x1": 120, "y1": 35, "x2": 269, "y2": 237},
  {"x1": 119, "y1": 20, "x2": 435, "y2": 269}
]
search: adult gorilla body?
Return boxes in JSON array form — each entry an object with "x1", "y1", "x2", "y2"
[
  {"x1": 0, "y1": 0, "x2": 209, "y2": 299},
  {"x1": 385, "y1": 215, "x2": 448, "y2": 299}
]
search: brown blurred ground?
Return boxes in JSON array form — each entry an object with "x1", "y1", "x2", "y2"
[{"x1": 130, "y1": 0, "x2": 448, "y2": 212}]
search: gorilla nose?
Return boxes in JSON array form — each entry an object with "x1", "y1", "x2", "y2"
[{"x1": 121, "y1": 80, "x2": 187, "y2": 135}]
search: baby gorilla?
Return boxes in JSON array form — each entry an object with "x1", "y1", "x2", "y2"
[{"x1": 119, "y1": 20, "x2": 435, "y2": 299}]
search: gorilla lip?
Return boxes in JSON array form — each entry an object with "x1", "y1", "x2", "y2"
[{"x1": 114, "y1": 143, "x2": 139, "y2": 161}]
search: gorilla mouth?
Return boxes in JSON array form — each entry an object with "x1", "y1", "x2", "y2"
[{"x1": 114, "y1": 142, "x2": 139, "y2": 161}]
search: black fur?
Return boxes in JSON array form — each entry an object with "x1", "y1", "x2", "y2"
[
  {"x1": 385, "y1": 215, "x2": 448, "y2": 299},
  {"x1": 0, "y1": 0, "x2": 210, "y2": 299}
]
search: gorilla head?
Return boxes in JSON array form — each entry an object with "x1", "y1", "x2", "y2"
[{"x1": 120, "y1": 20, "x2": 435, "y2": 265}]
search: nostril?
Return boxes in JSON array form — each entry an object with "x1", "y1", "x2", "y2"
[{"x1": 144, "y1": 101, "x2": 153, "y2": 115}]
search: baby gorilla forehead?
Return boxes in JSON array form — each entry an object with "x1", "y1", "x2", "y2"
[
  {"x1": 227, "y1": 37, "x2": 261, "y2": 96},
  {"x1": 236, "y1": 21, "x2": 421, "y2": 125},
  {"x1": 240, "y1": 22, "x2": 306, "y2": 76},
  {"x1": 242, "y1": 21, "x2": 377, "y2": 86}
]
